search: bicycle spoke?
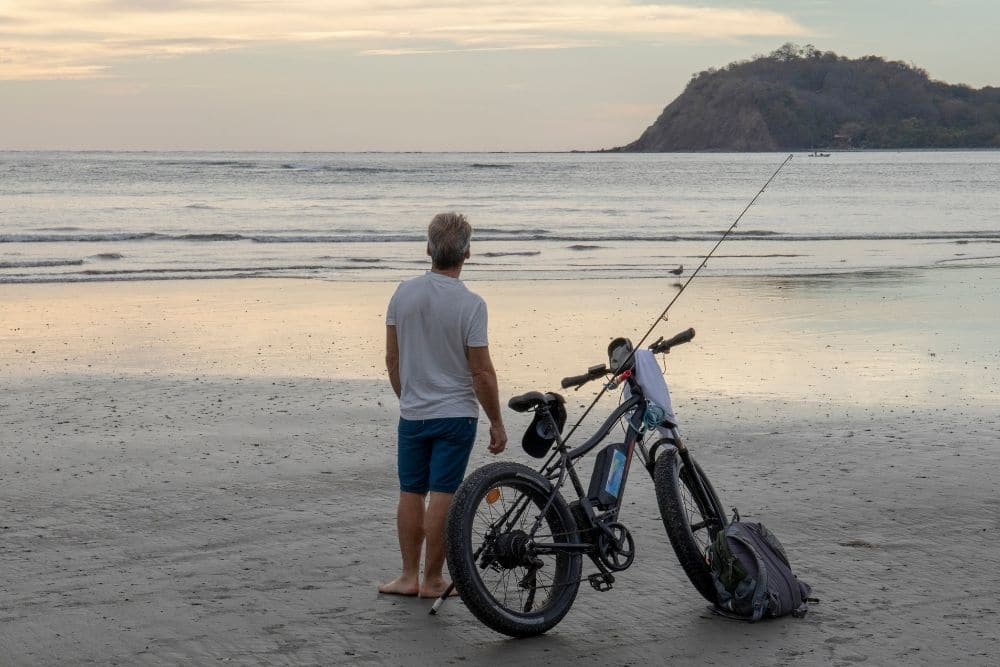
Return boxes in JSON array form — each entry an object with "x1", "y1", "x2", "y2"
[
  {"x1": 492, "y1": 567, "x2": 510, "y2": 602},
  {"x1": 521, "y1": 566, "x2": 541, "y2": 613},
  {"x1": 515, "y1": 566, "x2": 526, "y2": 610},
  {"x1": 457, "y1": 470, "x2": 583, "y2": 623}
]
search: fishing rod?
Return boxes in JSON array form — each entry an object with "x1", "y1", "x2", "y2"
[{"x1": 558, "y1": 153, "x2": 794, "y2": 443}]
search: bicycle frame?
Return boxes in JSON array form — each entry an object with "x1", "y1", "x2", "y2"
[
  {"x1": 490, "y1": 375, "x2": 675, "y2": 569},
  {"x1": 543, "y1": 392, "x2": 644, "y2": 530}
]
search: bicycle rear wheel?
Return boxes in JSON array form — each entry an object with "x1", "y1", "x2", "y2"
[
  {"x1": 653, "y1": 447, "x2": 727, "y2": 603},
  {"x1": 445, "y1": 461, "x2": 582, "y2": 637}
]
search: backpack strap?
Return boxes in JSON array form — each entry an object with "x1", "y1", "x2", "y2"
[
  {"x1": 708, "y1": 605, "x2": 754, "y2": 622},
  {"x1": 793, "y1": 587, "x2": 819, "y2": 617},
  {"x1": 729, "y1": 533, "x2": 770, "y2": 622}
]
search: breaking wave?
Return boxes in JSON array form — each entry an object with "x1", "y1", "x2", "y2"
[{"x1": 5, "y1": 229, "x2": 1000, "y2": 245}]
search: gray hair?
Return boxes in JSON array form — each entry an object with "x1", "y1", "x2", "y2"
[{"x1": 427, "y1": 212, "x2": 472, "y2": 269}]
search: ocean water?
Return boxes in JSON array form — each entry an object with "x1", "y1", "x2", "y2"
[{"x1": 2, "y1": 151, "x2": 999, "y2": 284}]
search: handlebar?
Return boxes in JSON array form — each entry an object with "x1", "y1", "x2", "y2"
[
  {"x1": 560, "y1": 364, "x2": 608, "y2": 390},
  {"x1": 559, "y1": 328, "x2": 696, "y2": 390},
  {"x1": 649, "y1": 327, "x2": 695, "y2": 354}
]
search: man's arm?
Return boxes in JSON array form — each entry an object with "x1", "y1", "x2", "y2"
[
  {"x1": 386, "y1": 325, "x2": 401, "y2": 398},
  {"x1": 468, "y1": 346, "x2": 507, "y2": 454}
]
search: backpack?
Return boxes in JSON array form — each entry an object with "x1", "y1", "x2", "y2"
[{"x1": 707, "y1": 517, "x2": 814, "y2": 622}]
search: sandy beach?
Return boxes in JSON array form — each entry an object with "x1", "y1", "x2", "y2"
[{"x1": 2, "y1": 270, "x2": 998, "y2": 665}]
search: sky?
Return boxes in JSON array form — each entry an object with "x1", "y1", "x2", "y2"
[{"x1": 1, "y1": 1, "x2": 998, "y2": 151}]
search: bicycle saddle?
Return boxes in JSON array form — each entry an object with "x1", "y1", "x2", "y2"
[
  {"x1": 508, "y1": 391, "x2": 547, "y2": 412},
  {"x1": 508, "y1": 392, "x2": 567, "y2": 458}
]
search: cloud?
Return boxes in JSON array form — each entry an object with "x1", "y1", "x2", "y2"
[{"x1": 0, "y1": 1, "x2": 809, "y2": 80}]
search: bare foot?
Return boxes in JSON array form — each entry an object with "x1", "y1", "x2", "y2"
[
  {"x1": 418, "y1": 576, "x2": 459, "y2": 599},
  {"x1": 378, "y1": 576, "x2": 419, "y2": 596}
]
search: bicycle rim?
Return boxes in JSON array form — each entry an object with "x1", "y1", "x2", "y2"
[
  {"x1": 678, "y1": 463, "x2": 723, "y2": 554},
  {"x1": 468, "y1": 480, "x2": 575, "y2": 614}
]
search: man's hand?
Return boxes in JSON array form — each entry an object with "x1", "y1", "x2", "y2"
[
  {"x1": 469, "y1": 345, "x2": 506, "y2": 455},
  {"x1": 487, "y1": 422, "x2": 507, "y2": 455}
]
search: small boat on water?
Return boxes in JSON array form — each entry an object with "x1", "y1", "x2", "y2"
[{"x1": 808, "y1": 151, "x2": 831, "y2": 157}]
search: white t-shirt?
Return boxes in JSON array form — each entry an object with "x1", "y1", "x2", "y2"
[{"x1": 386, "y1": 272, "x2": 488, "y2": 420}]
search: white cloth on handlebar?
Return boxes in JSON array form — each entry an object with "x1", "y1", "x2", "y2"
[{"x1": 625, "y1": 349, "x2": 677, "y2": 436}]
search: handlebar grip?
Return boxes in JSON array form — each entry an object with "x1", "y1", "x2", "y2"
[
  {"x1": 663, "y1": 327, "x2": 695, "y2": 348},
  {"x1": 560, "y1": 373, "x2": 591, "y2": 389},
  {"x1": 560, "y1": 364, "x2": 608, "y2": 389},
  {"x1": 651, "y1": 327, "x2": 696, "y2": 353}
]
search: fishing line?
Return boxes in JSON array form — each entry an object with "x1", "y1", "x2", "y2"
[{"x1": 558, "y1": 154, "x2": 794, "y2": 444}]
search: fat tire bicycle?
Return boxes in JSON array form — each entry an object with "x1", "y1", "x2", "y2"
[{"x1": 441, "y1": 328, "x2": 728, "y2": 637}]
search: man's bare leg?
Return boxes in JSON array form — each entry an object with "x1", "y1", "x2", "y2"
[
  {"x1": 378, "y1": 491, "x2": 425, "y2": 595},
  {"x1": 419, "y1": 491, "x2": 456, "y2": 598}
]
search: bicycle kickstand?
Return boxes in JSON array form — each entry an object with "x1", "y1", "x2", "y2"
[{"x1": 428, "y1": 583, "x2": 455, "y2": 616}]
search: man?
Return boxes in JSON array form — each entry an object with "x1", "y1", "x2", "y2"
[{"x1": 379, "y1": 212, "x2": 507, "y2": 598}]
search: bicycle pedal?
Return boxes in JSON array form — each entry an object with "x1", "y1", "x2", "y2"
[{"x1": 588, "y1": 573, "x2": 615, "y2": 592}]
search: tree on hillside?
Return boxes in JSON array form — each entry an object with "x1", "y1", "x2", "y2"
[{"x1": 614, "y1": 45, "x2": 1000, "y2": 151}]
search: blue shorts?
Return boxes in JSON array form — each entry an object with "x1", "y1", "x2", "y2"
[{"x1": 397, "y1": 417, "x2": 478, "y2": 494}]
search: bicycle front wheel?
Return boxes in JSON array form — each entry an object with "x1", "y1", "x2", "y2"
[
  {"x1": 653, "y1": 447, "x2": 727, "y2": 603},
  {"x1": 445, "y1": 461, "x2": 582, "y2": 637}
]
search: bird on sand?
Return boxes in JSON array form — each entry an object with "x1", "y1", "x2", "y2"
[{"x1": 669, "y1": 264, "x2": 683, "y2": 276}]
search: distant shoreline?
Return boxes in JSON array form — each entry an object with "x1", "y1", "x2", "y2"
[{"x1": 3, "y1": 147, "x2": 1000, "y2": 155}]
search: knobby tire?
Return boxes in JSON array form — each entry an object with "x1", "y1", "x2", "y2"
[
  {"x1": 653, "y1": 448, "x2": 727, "y2": 603},
  {"x1": 445, "y1": 462, "x2": 582, "y2": 637}
]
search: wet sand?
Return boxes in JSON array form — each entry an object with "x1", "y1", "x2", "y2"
[{"x1": 1, "y1": 271, "x2": 998, "y2": 665}]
